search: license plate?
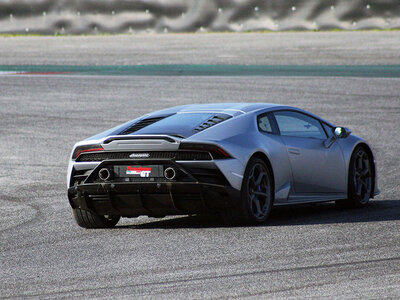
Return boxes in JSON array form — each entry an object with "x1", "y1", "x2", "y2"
[{"x1": 114, "y1": 165, "x2": 163, "y2": 178}]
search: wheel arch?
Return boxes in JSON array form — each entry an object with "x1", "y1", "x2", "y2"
[{"x1": 248, "y1": 151, "x2": 275, "y2": 202}]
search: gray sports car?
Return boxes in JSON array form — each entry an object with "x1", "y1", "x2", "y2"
[{"x1": 68, "y1": 103, "x2": 379, "y2": 228}]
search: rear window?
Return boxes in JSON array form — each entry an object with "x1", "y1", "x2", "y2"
[{"x1": 132, "y1": 113, "x2": 231, "y2": 137}]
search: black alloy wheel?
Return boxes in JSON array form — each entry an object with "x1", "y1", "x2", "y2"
[
  {"x1": 223, "y1": 157, "x2": 273, "y2": 225},
  {"x1": 346, "y1": 146, "x2": 373, "y2": 207},
  {"x1": 246, "y1": 160, "x2": 272, "y2": 221}
]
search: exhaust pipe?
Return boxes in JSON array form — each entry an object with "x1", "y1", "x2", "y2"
[
  {"x1": 99, "y1": 168, "x2": 111, "y2": 181},
  {"x1": 164, "y1": 167, "x2": 176, "y2": 180}
]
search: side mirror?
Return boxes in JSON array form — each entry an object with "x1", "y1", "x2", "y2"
[{"x1": 333, "y1": 127, "x2": 351, "y2": 139}]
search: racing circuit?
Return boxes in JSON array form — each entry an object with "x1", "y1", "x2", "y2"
[{"x1": 1, "y1": 32, "x2": 400, "y2": 298}]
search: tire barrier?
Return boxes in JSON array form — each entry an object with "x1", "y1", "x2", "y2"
[{"x1": 1, "y1": 0, "x2": 399, "y2": 34}]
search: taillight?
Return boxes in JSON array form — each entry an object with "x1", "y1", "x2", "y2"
[
  {"x1": 72, "y1": 144, "x2": 104, "y2": 160},
  {"x1": 179, "y1": 143, "x2": 232, "y2": 159}
]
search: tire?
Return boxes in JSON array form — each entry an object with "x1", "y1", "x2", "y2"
[
  {"x1": 72, "y1": 208, "x2": 120, "y2": 229},
  {"x1": 337, "y1": 146, "x2": 373, "y2": 208},
  {"x1": 222, "y1": 157, "x2": 273, "y2": 225}
]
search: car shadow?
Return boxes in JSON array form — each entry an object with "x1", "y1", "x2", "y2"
[{"x1": 116, "y1": 199, "x2": 400, "y2": 229}]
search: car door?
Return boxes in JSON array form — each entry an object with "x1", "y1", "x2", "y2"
[{"x1": 272, "y1": 110, "x2": 346, "y2": 195}]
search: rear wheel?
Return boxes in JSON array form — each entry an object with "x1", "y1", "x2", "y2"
[
  {"x1": 337, "y1": 146, "x2": 372, "y2": 208},
  {"x1": 223, "y1": 158, "x2": 273, "y2": 225},
  {"x1": 72, "y1": 208, "x2": 120, "y2": 229}
]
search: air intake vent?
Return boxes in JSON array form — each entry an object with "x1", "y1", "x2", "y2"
[
  {"x1": 120, "y1": 116, "x2": 167, "y2": 135},
  {"x1": 194, "y1": 114, "x2": 232, "y2": 132}
]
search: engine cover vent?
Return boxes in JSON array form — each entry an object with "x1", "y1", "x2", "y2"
[
  {"x1": 194, "y1": 114, "x2": 232, "y2": 132},
  {"x1": 120, "y1": 116, "x2": 168, "y2": 135}
]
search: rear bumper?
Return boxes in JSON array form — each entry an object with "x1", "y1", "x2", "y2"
[{"x1": 68, "y1": 182, "x2": 240, "y2": 217}]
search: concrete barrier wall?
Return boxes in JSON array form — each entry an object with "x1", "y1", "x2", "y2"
[{"x1": 1, "y1": 0, "x2": 399, "y2": 34}]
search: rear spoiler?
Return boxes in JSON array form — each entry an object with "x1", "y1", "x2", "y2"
[{"x1": 103, "y1": 135, "x2": 180, "y2": 144}]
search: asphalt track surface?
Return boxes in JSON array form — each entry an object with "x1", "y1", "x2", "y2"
[{"x1": 1, "y1": 32, "x2": 400, "y2": 299}]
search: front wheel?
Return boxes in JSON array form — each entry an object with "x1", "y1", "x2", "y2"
[
  {"x1": 72, "y1": 208, "x2": 120, "y2": 229},
  {"x1": 222, "y1": 158, "x2": 273, "y2": 225},
  {"x1": 337, "y1": 146, "x2": 372, "y2": 208}
]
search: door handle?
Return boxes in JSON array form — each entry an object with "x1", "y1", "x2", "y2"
[{"x1": 288, "y1": 148, "x2": 300, "y2": 155}]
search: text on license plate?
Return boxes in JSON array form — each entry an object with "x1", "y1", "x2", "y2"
[
  {"x1": 113, "y1": 165, "x2": 163, "y2": 178},
  {"x1": 126, "y1": 166, "x2": 152, "y2": 177}
]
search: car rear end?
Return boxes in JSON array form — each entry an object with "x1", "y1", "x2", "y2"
[{"x1": 67, "y1": 135, "x2": 240, "y2": 218}]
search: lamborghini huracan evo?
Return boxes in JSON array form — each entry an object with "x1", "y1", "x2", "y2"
[{"x1": 67, "y1": 103, "x2": 379, "y2": 228}]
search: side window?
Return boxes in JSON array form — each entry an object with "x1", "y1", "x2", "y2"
[
  {"x1": 274, "y1": 111, "x2": 327, "y2": 139},
  {"x1": 257, "y1": 114, "x2": 273, "y2": 133}
]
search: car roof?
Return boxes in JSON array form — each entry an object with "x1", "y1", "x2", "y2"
[
  {"x1": 144, "y1": 103, "x2": 335, "y2": 127},
  {"x1": 147, "y1": 103, "x2": 283, "y2": 117},
  {"x1": 177, "y1": 103, "x2": 280, "y2": 113},
  {"x1": 85, "y1": 103, "x2": 335, "y2": 141}
]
